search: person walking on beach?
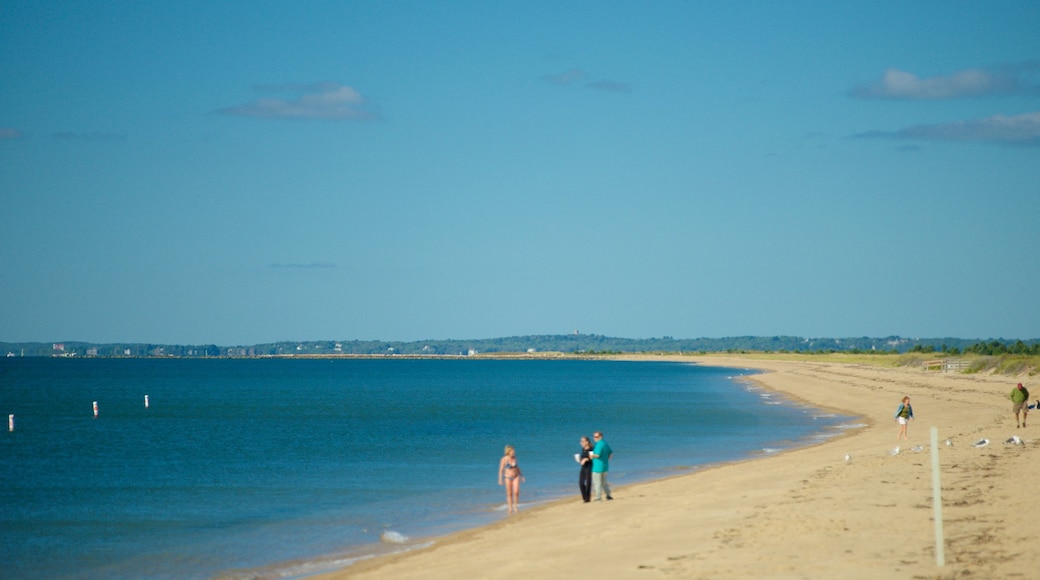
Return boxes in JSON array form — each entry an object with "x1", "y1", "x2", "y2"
[
  {"x1": 498, "y1": 445, "x2": 524, "y2": 513},
  {"x1": 1011, "y1": 383, "x2": 1029, "y2": 428},
  {"x1": 589, "y1": 431, "x2": 613, "y2": 501},
  {"x1": 894, "y1": 396, "x2": 914, "y2": 440},
  {"x1": 576, "y1": 436, "x2": 594, "y2": 502}
]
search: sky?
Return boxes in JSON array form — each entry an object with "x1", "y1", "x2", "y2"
[{"x1": 1, "y1": 2, "x2": 1039, "y2": 345}]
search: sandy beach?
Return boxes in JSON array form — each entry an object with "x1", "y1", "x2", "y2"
[{"x1": 316, "y1": 356, "x2": 1038, "y2": 579}]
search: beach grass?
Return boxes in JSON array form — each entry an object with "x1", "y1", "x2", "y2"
[{"x1": 616, "y1": 350, "x2": 1040, "y2": 375}]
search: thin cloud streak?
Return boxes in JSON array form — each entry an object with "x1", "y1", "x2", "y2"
[
  {"x1": 586, "y1": 79, "x2": 632, "y2": 93},
  {"x1": 268, "y1": 262, "x2": 337, "y2": 269},
  {"x1": 854, "y1": 111, "x2": 1040, "y2": 147},
  {"x1": 542, "y1": 69, "x2": 588, "y2": 87},
  {"x1": 542, "y1": 69, "x2": 632, "y2": 93},
  {"x1": 219, "y1": 83, "x2": 377, "y2": 120},
  {"x1": 50, "y1": 131, "x2": 127, "y2": 142}
]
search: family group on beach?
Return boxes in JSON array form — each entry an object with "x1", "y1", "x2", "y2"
[
  {"x1": 497, "y1": 431, "x2": 614, "y2": 513},
  {"x1": 893, "y1": 382, "x2": 1036, "y2": 439}
]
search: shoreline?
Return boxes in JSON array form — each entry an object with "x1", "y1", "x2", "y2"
[
  {"x1": 274, "y1": 359, "x2": 851, "y2": 579},
  {"x1": 312, "y1": 356, "x2": 1038, "y2": 579}
]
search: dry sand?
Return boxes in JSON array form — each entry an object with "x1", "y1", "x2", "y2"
[{"x1": 316, "y1": 357, "x2": 1038, "y2": 579}]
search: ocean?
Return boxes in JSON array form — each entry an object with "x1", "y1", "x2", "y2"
[{"x1": 0, "y1": 358, "x2": 854, "y2": 579}]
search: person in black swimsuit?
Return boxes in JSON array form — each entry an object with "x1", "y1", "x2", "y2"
[{"x1": 577, "y1": 436, "x2": 593, "y2": 502}]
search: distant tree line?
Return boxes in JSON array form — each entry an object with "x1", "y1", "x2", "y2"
[
  {"x1": 2, "y1": 335, "x2": 1037, "y2": 358},
  {"x1": 906, "y1": 340, "x2": 1039, "y2": 356}
]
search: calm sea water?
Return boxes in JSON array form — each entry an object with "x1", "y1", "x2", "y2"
[{"x1": 0, "y1": 358, "x2": 853, "y2": 579}]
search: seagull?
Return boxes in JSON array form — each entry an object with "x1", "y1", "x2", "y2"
[
  {"x1": 911, "y1": 445, "x2": 924, "y2": 452},
  {"x1": 889, "y1": 446, "x2": 900, "y2": 456},
  {"x1": 972, "y1": 438, "x2": 990, "y2": 448},
  {"x1": 844, "y1": 452, "x2": 851, "y2": 463},
  {"x1": 944, "y1": 438, "x2": 953, "y2": 446},
  {"x1": 1004, "y1": 435, "x2": 1023, "y2": 445}
]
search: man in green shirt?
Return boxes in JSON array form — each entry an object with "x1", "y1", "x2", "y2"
[
  {"x1": 589, "y1": 431, "x2": 613, "y2": 501},
  {"x1": 1011, "y1": 383, "x2": 1029, "y2": 428}
]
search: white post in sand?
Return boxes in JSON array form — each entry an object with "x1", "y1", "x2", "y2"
[
  {"x1": 8, "y1": 414, "x2": 13, "y2": 432},
  {"x1": 93, "y1": 401, "x2": 99, "y2": 418},
  {"x1": 930, "y1": 427, "x2": 945, "y2": 566},
  {"x1": 144, "y1": 395, "x2": 149, "y2": 408}
]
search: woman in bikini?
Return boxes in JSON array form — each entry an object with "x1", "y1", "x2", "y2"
[{"x1": 498, "y1": 445, "x2": 525, "y2": 513}]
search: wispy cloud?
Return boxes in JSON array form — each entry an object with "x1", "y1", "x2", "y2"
[
  {"x1": 586, "y1": 79, "x2": 632, "y2": 93},
  {"x1": 895, "y1": 144, "x2": 922, "y2": 153},
  {"x1": 542, "y1": 69, "x2": 588, "y2": 87},
  {"x1": 854, "y1": 111, "x2": 1040, "y2": 147},
  {"x1": 219, "y1": 83, "x2": 377, "y2": 120},
  {"x1": 0, "y1": 128, "x2": 24, "y2": 140},
  {"x1": 851, "y1": 63, "x2": 1039, "y2": 100},
  {"x1": 542, "y1": 69, "x2": 632, "y2": 93},
  {"x1": 268, "y1": 262, "x2": 337, "y2": 269},
  {"x1": 50, "y1": 131, "x2": 127, "y2": 142}
]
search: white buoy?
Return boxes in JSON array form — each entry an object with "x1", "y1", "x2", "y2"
[
  {"x1": 8, "y1": 414, "x2": 13, "y2": 432},
  {"x1": 144, "y1": 395, "x2": 149, "y2": 408},
  {"x1": 93, "y1": 401, "x2": 99, "y2": 418}
]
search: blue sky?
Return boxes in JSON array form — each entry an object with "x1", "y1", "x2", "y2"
[{"x1": 2, "y1": 2, "x2": 1038, "y2": 345}]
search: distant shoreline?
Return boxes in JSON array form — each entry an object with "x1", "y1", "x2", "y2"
[{"x1": 7, "y1": 335, "x2": 1036, "y2": 360}]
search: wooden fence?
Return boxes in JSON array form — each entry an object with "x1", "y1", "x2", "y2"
[{"x1": 923, "y1": 358, "x2": 969, "y2": 372}]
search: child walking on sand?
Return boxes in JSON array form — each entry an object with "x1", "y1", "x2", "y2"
[{"x1": 894, "y1": 396, "x2": 914, "y2": 440}]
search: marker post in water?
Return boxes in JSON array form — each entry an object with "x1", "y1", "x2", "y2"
[
  {"x1": 144, "y1": 395, "x2": 149, "y2": 408},
  {"x1": 93, "y1": 401, "x2": 99, "y2": 418},
  {"x1": 930, "y1": 426, "x2": 946, "y2": 567},
  {"x1": 8, "y1": 414, "x2": 13, "y2": 432}
]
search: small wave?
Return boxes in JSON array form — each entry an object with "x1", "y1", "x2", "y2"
[
  {"x1": 834, "y1": 422, "x2": 869, "y2": 431},
  {"x1": 230, "y1": 539, "x2": 437, "y2": 579},
  {"x1": 381, "y1": 530, "x2": 409, "y2": 544},
  {"x1": 761, "y1": 448, "x2": 782, "y2": 454}
]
